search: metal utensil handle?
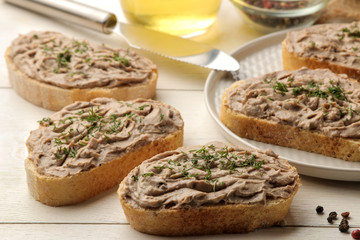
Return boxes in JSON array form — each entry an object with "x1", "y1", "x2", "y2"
[{"x1": 5, "y1": 0, "x2": 117, "y2": 34}]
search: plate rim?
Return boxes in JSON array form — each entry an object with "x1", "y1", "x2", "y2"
[{"x1": 204, "y1": 30, "x2": 360, "y2": 181}]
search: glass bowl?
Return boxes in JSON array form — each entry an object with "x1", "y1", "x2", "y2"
[{"x1": 230, "y1": 0, "x2": 329, "y2": 33}]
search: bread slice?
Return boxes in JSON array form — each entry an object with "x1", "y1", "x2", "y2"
[
  {"x1": 282, "y1": 22, "x2": 360, "y2": 80},
  {"x1": 221, "y1": 68, "x2": 360, "y2": 162},
  {"x1": 25, "y1": 98, "x2": 184, "y2": 206},
  {"x1": 5, "y1": 31, "x2": 158, "y2": 111},
  {"x1": 118, "y1": 142, "x2": 301, "y2": 235},
  {"x1": 316, "y1": 0, "x2": 360, "y2": 24}
]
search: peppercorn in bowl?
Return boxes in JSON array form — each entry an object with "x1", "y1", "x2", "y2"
[{"x1": 230, "y1": 0, "x2": 329, "y2": 33}]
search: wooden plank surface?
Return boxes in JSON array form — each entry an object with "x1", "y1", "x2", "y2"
[{"x1": 0, "y1": 225, "x2": 357, "y2": 240}]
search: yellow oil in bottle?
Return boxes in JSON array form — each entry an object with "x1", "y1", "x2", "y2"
[{"x1": 120, "y1": 0, "x2": 221, "y2": 36}]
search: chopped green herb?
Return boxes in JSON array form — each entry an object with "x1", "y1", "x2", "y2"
[
  {"x1": 292, "y1": 86, "x2": 305, "y2": 96},
  {"x1": 84, "y1": 107, "x2": 103, "y2": 123},
  {"x1": 312, "y1": 89, "x2": 328, "y2": 99},
  {"x1": 263, "y1": 78, "x2": 275, "y2": 84},
  {"x1": 56, "y1": 48, "x2": 71, "y2": 68},
  {"x1": 328, "y1": 84, "x2": 348, "y2": 102},
  {"x1": 113, "y1": 53, "x2": 130, "y2": 66},
  {"x1": 69, "y1": 147, "x2": 77, "y2": 158},
  {"x1": 345, "y1": 105, "x2": 359, "y2": 117},
  {"x1": 154, "y1": 165, "x2": 174, "y2": 170},
  {"x1": 273, "y1": 82, "x2": 288, "y2": 96},
  {"x1": 54, "y1": 138, "x2": 64, "y2": 145},
  {"x1": 73, "y1": 40, "x2": 88, "y2": 54},
  {"x1": 142, "y1": 172, "x2": 154, "y2": 177},
  {"x1": 213, "y1": 179, "x2": 219, "y2": 192},
  {"x1": 125, "y1": 103, "x2": 133, "y2": 107},
  {"x1": 349, "y1": 30, "x2": 360, "y2": 38},
  {"x1": 137, "y1": 105, "x2": 149, "y2": 110},
  {"x1": 337, "y1": 33, "x2": 345, "y2": 41},
  {"x1": 307, "y1": 80, "x2": 317, "y2": 88},
  {"x1": 339, "y1": 26, "x2": 360, "y2": 39},
  {"x1": 38, "y1": 117, "x2": 51, "y2": 125},
  {"x1": 131, "y1": 175, "x2": 139, "y2": 181},
  {"x1": 40, "y1": 46, "x2": 52, "y2": 53}
]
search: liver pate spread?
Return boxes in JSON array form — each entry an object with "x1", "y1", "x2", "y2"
[
  {"x1": 120, "y1": 142, "x2": 299, "y2": 209},
  {"x1": 224, "y1": 68, "x2": 360, "y2": 138},
  {"x1": 10, "y1": 31, "x2": 156, "y2": 89},
  {"x1": 285, "y1": 22, "x2": 360, "y2": 69},
  {"x1": 26, "y1": 98, "x2": 183, "y2": 177}
]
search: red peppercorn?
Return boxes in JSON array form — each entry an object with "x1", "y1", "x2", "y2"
[
  {"x1": 352, "y1": 229, "x2": 360, "y2": 239},
  {"x1": 341, "y1": 212, "x2": 350, "y2": 218},
  {"x1": 263, "y1": 1, "x2": 272, "y2": 9}
]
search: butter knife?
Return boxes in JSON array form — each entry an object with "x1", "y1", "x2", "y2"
[{"x1": 5, "y1": 0, "x2": 240, "y2": 71}]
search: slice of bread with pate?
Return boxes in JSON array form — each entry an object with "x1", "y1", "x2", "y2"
[
  {"x1": 118, "y1": 142, "x2": 301, "y2": 235},
  {"x1": 282, "y1": 22, "x2": 360, "y2": 80},
  {"x1": 25, "y1": 98, "x2": 183, "y2": 206},
  {"x1": 221, "y1": 68, "x2": 360, "y2": 162},
  {"x1": 5, "y1": 31, "x2": 158, "y2": 111}
]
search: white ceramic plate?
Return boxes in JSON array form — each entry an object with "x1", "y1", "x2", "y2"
[{"x1": 205, "y1": 30, "x2": 360, "y2": 181}]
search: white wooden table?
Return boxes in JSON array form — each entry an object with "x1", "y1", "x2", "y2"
[{"x1": 0, "y1": 1, "x2": 359, "y2": 239}]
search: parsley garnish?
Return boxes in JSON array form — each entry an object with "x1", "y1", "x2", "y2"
[
  {"x1": 338, "y1": 26, "x2": 360, "y2": 40},
  {"x1": 56, "y1": 48, "x2": 71, "y2": 68},
  {"x1": 263, "y1": 78, "x2": 275, "y2": 84},
  {"x1": 328, "y1": 84, "x2": 348, "y2": 102},
  {"x1": 137, "y1": 105, "x2": 149, "y2": 110},
  {"x1": 273, "y1": 82, "x2": 288, "y2": 96},
  {"x1": 38, "y1": 117, "x2": 51, "y2": 125},
  {"x1": 73, "y1": 40, "x2": 88, "y2": 54},
  {"x1": 131, "y1": 175, "x2": 139, "y2": 181},
  {"x1": 142, "y1": 172, "x2": 154, "y2": 177},
  {"x1": 113, "y1": 53, "x2": 130, "y2": 66}
]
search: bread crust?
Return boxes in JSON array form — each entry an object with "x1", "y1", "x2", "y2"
[
  {"x1": 118, "y1": 171, "x2": 300, "y2": 235},
  {"x1": 5, "y1": 47, "x2": 158, "y2": 111},
  {"x1": 25, "y1": 129, "x2": 183, "y2": 207},
  {"x1": 282, "y1": 40, "x2": 360, "y2": 80},
  {"x1": 220, "y1": 81, "x2": 360, "y2": 162},
  {"x1": 316, "y1": 0, "x2": 360, "y2": 24}
]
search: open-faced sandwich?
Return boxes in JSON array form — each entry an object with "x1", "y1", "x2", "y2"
[
  {"x1": 283, "y1": 22, "x2": 360, "y2": 80},
  {"x1": 5, "y1": 31, "x2": 158, "y2": 110},
  {"x1": 25, "y1": 98, "x2": 183, "y2": 206},
  {"x1": 118, "y1": 142, "x2": 301, "y2": 235},
  {"x1": 221, "y1": 68, "x2": 360, "y2": 162}
]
